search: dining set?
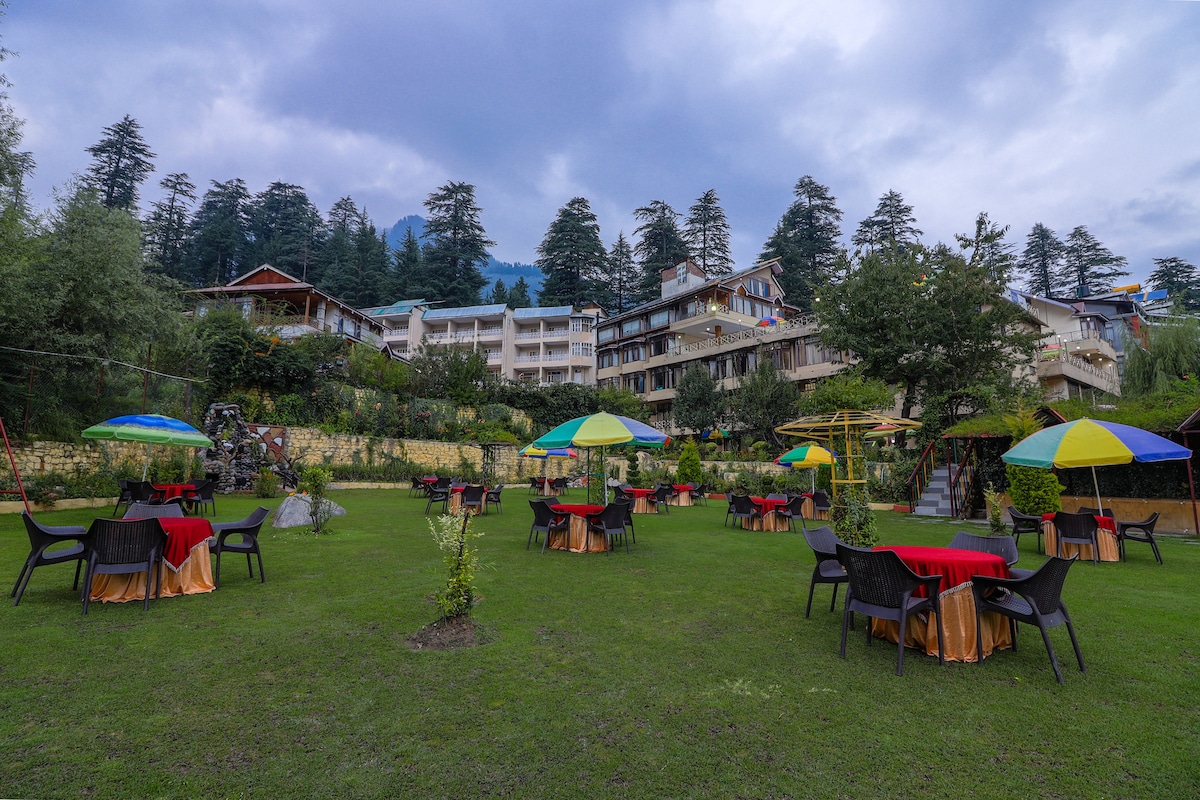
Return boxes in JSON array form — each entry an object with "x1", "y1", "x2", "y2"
[
  {"x1": 527, "y1": 496, "x2": 634, "y2": 555},
  {"x1": 725, "y1": 490, "x2": 831, "y2": 532},
  {"x1": 12, "y1": 502, "x2": 271, "y2": 614},
  {"x1": 113, "y1": 479, "x2": 218, "y2": 518},
  {"x1": 802, "y1": 526, "x2": 1085, "y2": 683},
  {"x1": 416, "y1": 476, "x2": 504, "y2": 516}
]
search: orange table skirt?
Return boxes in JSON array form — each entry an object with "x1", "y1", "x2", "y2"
[
  {"x1": 668, "y1": 493, "x2": 693, "y2": 507},
  {"x1": 741, "y1": 511, "x2": 790, "y2": 531},
  {"x1": 1041, "y1": 521, "x2": 1120, "y2": 562},
  {"x1": 549, "y1": 514, "x2": 608, "y2": 553},
  {"x1": 448, "y1": 493, "x2": 484, "y2": 515},
  {"x1": 88, "y1": 540, "x2": 216, "y2": 603},
  {"x1": 870, "y1": 583, "x2": 1013, "y2": 663},
  {"x1": 631, "y1": 497, "x2": 655, "y2": 514}
]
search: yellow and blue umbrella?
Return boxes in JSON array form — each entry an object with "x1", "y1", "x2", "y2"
[
  {"x1": 700, "y1": 428, "x2": 729, "y2": 441},
  {"x1": 533, "y1": 412, "x2": 669, "y2": 503},
  {"x1": 518, "y1": 445, "x2": 578, "y2": 459},
  {"x1": 776, "y1": 444, "x2": 835, "y2": 492},
  {"x1": 82, "y1": 413, "x2": 213, "y2": 480},
  {"x1": 1002, "y1": 418, "x2": 1191, "y2": 515}
]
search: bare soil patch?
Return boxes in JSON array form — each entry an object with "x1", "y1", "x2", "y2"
[{"x1": 406, "y1": 615, "x2": 484, "y2": 650}]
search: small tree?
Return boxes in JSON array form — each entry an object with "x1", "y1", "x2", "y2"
[
  {"x1": 427, "y1": 510, "x2": 483, "y2": 620},
  {"x1": 1003, "y1": 404, "x2": 1064, "y2": 515},
  {"x1": 676, "y1": 441, "x2": 704, "y2": 484},
  {"x1": 830, "y1": 486, "x2": 878, "y2": 548},
  {"x1": 299, "y1": 465, "x2": 333, "y2": 534}
]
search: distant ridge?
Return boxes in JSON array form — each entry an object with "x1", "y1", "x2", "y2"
[{"x1": 384, "y1": 215, "x2": 543, "y2": 295}]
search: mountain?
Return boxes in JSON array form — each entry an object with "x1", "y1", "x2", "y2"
[{"x1": 384, "y1": 215, "x2": 543, "y2": 297}]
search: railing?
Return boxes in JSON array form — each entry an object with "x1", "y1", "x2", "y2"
[
  {"x1": 906, "y1": 439, "x2": 939, "y2": 511},
  {"x1": 675, "y1": 303, "x2": 729, "y2": 322},
  {"x1": 947, "y1": 438, "x2": 977, "y2": 518},
  {"x1": 669, "y1": 313, "x2": 818, "y2": 357},
  {"x1": 514, "y1": 331, "x2": 541, "y2": 340},
  {"x1": 1038, "y1": 348, "x2": 1121, "y2": 393}
]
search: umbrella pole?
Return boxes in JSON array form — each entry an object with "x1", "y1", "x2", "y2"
[
  {"x1": 603, "y1": 446, "x2": 609, "y2": 506},
  {"x1": 142, "y1": 442, "x2": 152, "y2": 482},
  {"x1": 1091, "y1": 465, "x2": 1103, "y2": 516}
]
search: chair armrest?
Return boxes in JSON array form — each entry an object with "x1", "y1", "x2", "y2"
[{"x1": 917, "y1": 573, "x2": 943, "y2": 597}]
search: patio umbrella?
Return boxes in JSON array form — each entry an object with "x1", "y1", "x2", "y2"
[
  {"x1": 532, "y1": 412, "x2": 670, "y2": 503},
  {"x1": 1001, "y1": 418, "x2": 1192, "y2": 516},
  {"x1": 519, "y1": 444, "x2": 578, "y2": 486},
  {"x1": 700, "y1": 428, "x2": 729, "y2": 440},
  {"x1": 82, "y1": 414, "x2": 214, "y2": 481},
  {"x1": 775, "y1": 444, "x2": 835, "y2": 491}
]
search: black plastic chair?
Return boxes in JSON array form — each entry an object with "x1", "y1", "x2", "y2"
[
  {"x1": 836, "y1": 543, "x2": 945, "y2": 676},
  {"x1": 948, "y1": 531, "x2": 1032, "y2": 579},
  {"x1": 461, "y1": 485, "x2": 486, "y2": 515},
  {"x1": 1007, "y1": 506, "x2": 1044, "y2": 554},
  {"x1": 211, "y1": 506, "x2": 269, "y2": 588},
  {"x1": 551, "y1": 477, "x2": 568, "y2": 496},
  {"x1": 184, "y1": 479, "x2": 217, "y2": 517},
  {"x1": 801, "y1": 526, "x2": 847, "y2": 618},
  {"x1": 12, "y1": 512, "x2": 89, "y2": 606},
  {"x1": 528, "y1": 500, "x2": 568, "y2": 553},
  {"x1": 777, "y1": 495, "x2": 808, "y2": 532},
  {"x1": 1053, "y1": 511, "x2": 1101, "y2": 565},
  {"x1": 425, "y1": 484, "x2": 451, "y2": 515},
  {"x1": 811, "y1": 490, "x2": 831, "y2": 520},
  {"x1": 587, "y1": 503, "x2": 629, "y2": 555},
  {"x1": 81, "y1": 518, "x2": 167, "y2": 614},
  {"x1": 128, "y1": 480, "x2": 159, "y2": 505},
  {"x1": 112, "y1": 479, "x2": 133, "y2": 518},
  {"x1": 650, "y1": 485, "x2": 673, "y2": 514},
  {"x1": 124, "y1": 502, "x2": 185, "y2": 520},
  {"x1": 729, "y1": 494, "x2": 759, "y2": 529},
  {"x1": 688, "y1": 483, "x2": 708, "y2": 506},
  {"x1": 613, "y1": 496, "x2": 636, "y2": 543},
  {"x1": 1117, "y1": 512, "x2": 1162, "y2": 564},
  {"x1": 485, "y1": 485, "x2": 505, "y2": 514},
  {"x1": 722, "y1": 493, "x2": 737, "y2": 527},
  {"x1": 971, "y1": 555, "x2": 1084, "y2": 683},
  {"x1": 409, "y1": 477, "x2": 427, "y2": 498},
  {"x1": 528, "y1": 477, "x2": 541, "y2": 496}
]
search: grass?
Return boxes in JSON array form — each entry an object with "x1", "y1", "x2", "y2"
[{"x1": 2, "y1": 490, "x2": 1199, "y2": 799}]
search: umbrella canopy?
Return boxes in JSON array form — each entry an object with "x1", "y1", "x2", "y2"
[
  {"x1": 533, "y1": 412, "x2": 670, "y2": 449},
  {"x1": 756, "y1": 316, "x2": 783, "y2": 327},
  {"x1": 700, "y1": 428, "x2": 730, "y2": 440},
  {"x1": 518, "y1": 445, "x2": 578, "y2": 459},
  {"x1": 775, "y1": 444, "x2": 834, "y2": 468},
  {"x1": 1002, "y1": 418, "x2": 1192, "y2": 515},
  {"x1": 82, "y1": 414, "x2": 213, "y2": 480},
  {"x1": 1002, "y1": 418, "x2": 1190, "y2": 469}
]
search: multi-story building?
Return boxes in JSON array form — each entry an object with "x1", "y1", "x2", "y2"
[
  {"x1": 596, "y1": 258, "x2": 844, "y2": 429},
  {"x1": 188, "y1": 264, "x2": 388, "y2": 349},
  {"x1": 365, "y1": 299, "x2": 604, "y2": 384}
]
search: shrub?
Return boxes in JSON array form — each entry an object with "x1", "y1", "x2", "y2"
[
  {"x1": 299, "y1": 465, "x2": 334, "y2": 534},
  {"x1": 256, "y1": 469, "x2": 279, "y2": 499},
  {"x1": 1005, "y1": 464, "x2": 1064, "y2": 515},
  {"x1": 831, "y1": 486, "x2": 879, "y2": 548},
  {"x1": 676, "y1": 442, "x2": 704, "y2": 484},
  {"x1": 983, "y1": 483, "x2": 1007, "y2": 534},
  {"x1": 427, "y1": 510, "x2": 483, "y2": 619}
]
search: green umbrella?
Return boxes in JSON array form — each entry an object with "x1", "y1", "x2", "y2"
[
  {"x1": 82, "y1": 414, "x2": 213, "y2": 481},
  {"x1": 533, "y1": 413, "x2": 670, "y2": 504}
]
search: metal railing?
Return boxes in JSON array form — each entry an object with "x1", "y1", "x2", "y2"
[
  {"x1": 906, "y1": 439, "x2": 939, "y2": 511},
  {"x1": 669, "y1": 314, "x2": 818, "y2": 358},
  {"x1": 947, "y1": 439, "x2": 977, "y2": 518}
]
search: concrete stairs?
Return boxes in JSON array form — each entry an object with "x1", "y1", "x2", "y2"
[{"x1": 913, "y1": 465, "x2": 959, "y2": 517}]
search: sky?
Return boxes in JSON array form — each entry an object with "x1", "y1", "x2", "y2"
[{"x1": 5, "y1": 1, "x2": 1200, "y2": 288}]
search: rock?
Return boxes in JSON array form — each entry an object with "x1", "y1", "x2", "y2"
[{"x1": 273, "y1": 493, "x2": 347, "y2": 528}]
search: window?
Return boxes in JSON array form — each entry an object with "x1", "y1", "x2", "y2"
[
  {"x1": 677, "y1": 267, "x2": 688, "y2": 284},
  {"x1": 571, "y1": 342, "x2": 593, "y2": 356},
  {"x1": 598, "y1": 326, "x2": 616, "y2": 343},
  {"x1": 746, "y1": 277, "x2": 771, "y2": 297},
  {"x1": 649, "y1": 309, "x2": 671, "y2": 328},
  {"x1": 598, "y1": 350, "x2": 617, "y2": 369},
  {"x1": 621, "y1": 318, "x2": 644, "y2": 337},
  {"x1": 624, "y1": 372, "x2": 646, "y2": 393},
  {"x1": 622, "y1": 344, "x2": 646, "y2": 363}
]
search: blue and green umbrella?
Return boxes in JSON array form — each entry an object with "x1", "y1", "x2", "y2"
[
  {"x1": 533, "y1": 412, "x2": 670, "y2": 503},
  {"x1": 82, "y1": 414, "x2": 213, "y2": 480}
]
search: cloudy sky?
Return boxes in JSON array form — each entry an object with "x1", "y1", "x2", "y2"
[{"x1": 5, "y1": 1, "x2": 1200, "y2": 286}]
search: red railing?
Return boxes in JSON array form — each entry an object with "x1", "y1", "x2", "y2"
[{"x1": 906, "y1": 439, "x2": 939, "y2": 511}]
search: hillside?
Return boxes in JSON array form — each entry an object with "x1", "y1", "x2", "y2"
[{"x1": 385, "y1": 216, "x2": 543, "y2": 296}]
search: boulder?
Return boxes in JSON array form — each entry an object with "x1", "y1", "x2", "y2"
[{"x1": 272, "y1": 493, "x2": 347, "y2": 528}]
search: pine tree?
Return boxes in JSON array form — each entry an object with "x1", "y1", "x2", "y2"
[
  {"x1": 955, "y1": 212, "x2": 1016, "y2": 286},
  {"x1": 143, "y1": 172, "x2": 196, "y2": 280},
  {"x1": 1148, "y1": 256, "x2": 1200, "y2": 311},
  {"x1": 1060, "y1": 225, "x2": 1128, "y2": 294},
  {"x1": 759, "y1": 175, "x2": 843, "y2": 311},
  {"x1": 245, "y1": 182, "x2": 324, "y2": 280},
  {"x1": 487, "y1": 278, "x2": 509, "y2": 306},
  {"x1": 418, "y1": 181, "x2": 493, "y2": 307},
  {"x1": 85, "y1": 115, "x2": 156, "y2": 211},
  {"x1": 1019, "y1": 223, "x2": 1064, "y2": 297},
  {"x1": 186, "y1": 178, "x2": 251, "y2": 285},
  {"x1": 632, "y1": 201, "x2": 689, "y2": 305},
  {"x1": 683, "y1": 189, "x2": 733, "y2": 276},
  {"x1": 535, "y1": 196, "x2": 606, "y2": 307},
  {"x1": 390, "y1": 225, "x2": 423, "y2": 300},
  {"x1": 591, "y1": 232, "x2": 638, "y2": 314},
  {"x1": 507, "y1": 277, "x2": 533, "y2": 308},
  {"x1": 851, "y1": 190, "x2": 921, "y2": 254}
]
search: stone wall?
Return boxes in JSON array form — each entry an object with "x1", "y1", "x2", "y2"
[{"x1": 6, "y1": 440, "x2": 150, "y2": 478}]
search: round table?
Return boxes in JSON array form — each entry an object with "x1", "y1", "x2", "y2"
[{"x1": 549, "y1": 504, "x2": 607, "y2": 552}]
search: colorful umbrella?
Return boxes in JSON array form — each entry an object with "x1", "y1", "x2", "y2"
[
  {"x1": 518, "y1": 445, "x2": 578, "y2": 459},
  {"x1": 756, "y1": 316, "x2": 783, "y2": 327},
  {"x1": 701, "y1": 428, "x2": 729, "y2": 440},
  {"x1": 82, "y1": 414, "x2": 214, "y2": 480},
  {"x1": 776, "y1": 444, "x2": 835, "y2": 492},
  {"x1": 533, "y1": 412, "x2": 670, "y2": 503},
  {"x1": 1002, "y1": 418, "x2": 1191, "y2": 516}
]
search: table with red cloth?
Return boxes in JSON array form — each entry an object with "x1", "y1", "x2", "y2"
[
  {"x1": 151, "y1": 483, "x2": 195, "y2": 502},
  {"x1": 88, "y1": 517, "x2": 216, "y2": 603},
  {"x1": 743, "y1": 496, "x2": 790, "y2": 531},
  {"x1": 624, "y1": 487, "x2": 657, "y2": 514},
  {"x1": 868, "y1": 545, "x2": 1014, "y2": 662},
  {"x1": 532, "y1": 476, "x2": 560, "y2": 497},
  {"x1": 447, "y1": 485, "x2": 487, "y2": 515},
  {"x1": 549, "y1": 503, "x2": 607, "y2": 552},
  {"x1": 1040, "y1": 513, "x2": 1119, "y2": 562},
  {"x1": 668, "y1": 484, "x2": 694, "y2": 507}
]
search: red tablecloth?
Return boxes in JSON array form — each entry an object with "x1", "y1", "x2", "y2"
[
  {"x1": 625, "y1": 488, "x2": 655, "y2": 498},
  {"x1": 551, "y1": 503, "x2": 605, "y2": 518},
  {"x1": 90, "y1": 517, "x2": 215, "y2": 602},
  {"x1": 152, "y1": 483, "x2": 195, "y2": 501},
  {"x1": 672, "y1": 484, "x2": 692, "y2": 493},
  {"x1": 750, "y1": 496, "x2": 787, "y2": 514},
  {"x1": 875, "y1": 545, "x2": 1009, "y2": 596},
  {"x1": 157, "y1": 518, "x2": 215, "y2": 569},
  {"x1": 548, "y1": 504, "x2": 607, "y2": 553}
]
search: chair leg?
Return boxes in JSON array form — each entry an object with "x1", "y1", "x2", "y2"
[
  {"x1": 1149, "y1": 534, "x2": 1163, "y2": 565},
  {"x1": 829, "y1": 582, "x2": 839, "y2": 613},
  {"x1": 1061, "y1": 605, "x2": 1085, "y2": 673},
  {"x1": 246, "y1": 553, "x2": 254, "y2": 579},
  {"x1": 81, "y1": 561, "x2": 95, "y2": 615},
  {"x1": 256, "y1": 550, "x2": 265, "y2": 583},
  {"x1": 895, "y1": 614, "x2": 906, "y2": 676},
  {"x1": 839, "y1": 604, "x2": 852, "y2": 659},
  {"x1": 805, "y1": 578, "x2": 817, "y2": 619},
  {"x1": 11, "y1": 558, "x2": 35, "y2": 606},
  {"x1": 214, "y1": 549, "x2": 223, "y2": 588},
  {"x1": 1037, "y1": 622, "x2": 1065, "y2": 684},
  {"x1": 931, "y1": 600, "x2": 946, "y2": 667}
]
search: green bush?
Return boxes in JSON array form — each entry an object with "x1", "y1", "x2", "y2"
[
  {"x1": 676, "y1": 442, "x2": 704, "y2": 484},
  {"x1": 831, "y1": 486, "x2": 879, "y2": 548},
  {"x1": 1005, "y1": 464, "x2": 1064, "y2": 515}
]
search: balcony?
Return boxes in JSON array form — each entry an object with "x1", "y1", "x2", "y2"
[
  {"x1": 477, "y1": 327, "x2": 504, "y2": 340},
  {"x1": 515, "y1": 331, "x2": 542, "y2": 341},
  {"x1": 1037, "y1": 350, "x2": 1121, "y2": 396},
  {"x1": 669, "y1": 314, "x2": 818, "y2": 358},
  {"x1": 1048, "y1": 330, "x2": 1118, "y2": 362}
]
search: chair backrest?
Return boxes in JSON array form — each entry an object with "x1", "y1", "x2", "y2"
[
  {"x1": 21, "y1": 511, "x2": 86, "y2": 550},
  {"x1": 766, "y1": 492, "x2": 786, "y2": 501},
  {"x1": 785, "y1": 495, "x2": 807, "y2": 516},
  {"x1": 613, "y1": 496, "x2": 633, "y2": 521},
  {"x1": 1006, "y1": 505, "x2": 1041, "y2": 526},
  {"x1": 596, "y1": 502, "x2": 626, "y2": 530},
  {"x1": 127, "y1": 481, "x2": 157, "y2": 503},
  {"x1": 530, "y1": 500, "x2": 557, "y2": 528},
  {"x1": 124, "y1": 502, "x2": 185, "y2": 520},
  {"x1": 731, "y1": 494, "x2": 756, "y2": 515},
  {"x1": 223, "y1": 506, "x2": 272, "y2": 531},
  {"x1": 486, "y1": 485, "x2": 504, "y2": 499},
  {"x1": 803, "y1": 525, "x2": 842, "y2": 560},
  {"x1": 1075, "y1": 506, "x2": 1100, "y2": 515},
  {"x1": 192, "y1": 480, "x2": 215, "y2": 500},
  {"x1": 86, "y1": 518, "x2": 166, "y2": 566},
  {"x1": 552, "y1": 477, "x2": 567, "y2": 489},
  {"x1": 1013, "y1": 555, "x2": 1075, "y2": 615},
  {"x1": 434, "y1": 477, "x2": 451, "y2": 489},
  {"x1": 462, "y1": 485, "x2": 485, "y2": 504},
  {"x1": 653, "y1": 486, "x2": 673, "y2": 503},
  {"x1": 812, "y1": 490, "x2": 830, "y2": 510},
  {"x1": 948, "y1": 531, "x2": 1019, "y2": 565},
  {"x1": 1054, "y1": 511, "x2": 1098, "y2": 540},
  {"x1": 835, "y1": 543, "x2": 924, "y2": 609}
]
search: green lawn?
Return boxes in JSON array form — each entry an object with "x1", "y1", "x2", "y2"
[{"x1": 2, "y1": 490, "x2": 1198, "y2": 799}]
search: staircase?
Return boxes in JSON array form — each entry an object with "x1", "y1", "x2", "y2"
[{"x1": 913, "y1": 466, "x2": 958, "y2": 517}]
